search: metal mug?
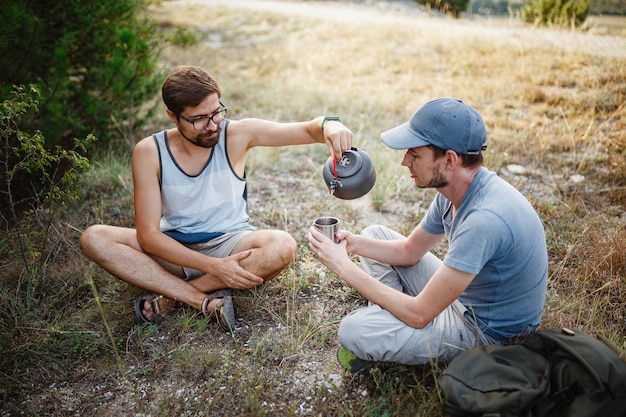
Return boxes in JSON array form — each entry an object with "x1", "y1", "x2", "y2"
[{"x1": 313, "y1": 216, "x2": 340, "y2": 243}]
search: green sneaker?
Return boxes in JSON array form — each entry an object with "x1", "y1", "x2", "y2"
[{"x1": 337, "y1": 346, "x2": 375, "y2": 374}]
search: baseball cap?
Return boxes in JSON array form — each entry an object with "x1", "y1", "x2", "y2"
[{"x1": 381, "y1": 98, "x2": 487, "y2": 155}]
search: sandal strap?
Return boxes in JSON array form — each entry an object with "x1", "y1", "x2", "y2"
[
  {"x1": 150, "y1": 295, "x2": 164, "y2": 317},
  {"x1": 200, "y1": 289, "x2": 235, "y2": 332},
  {"x1": 201, "y1": 296, "x2": 224, "y2": 318},
  {"x1": 202, "y1": 295, "x2": 234, "y2": 331}
]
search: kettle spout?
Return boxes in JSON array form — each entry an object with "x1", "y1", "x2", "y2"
[{"x1": 329, "y1": 179, "x2": 342, "y2": 195}]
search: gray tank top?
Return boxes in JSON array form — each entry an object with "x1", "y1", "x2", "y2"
[{"x1": 154, "y1": 120, "x2": 250, "y2": 243}]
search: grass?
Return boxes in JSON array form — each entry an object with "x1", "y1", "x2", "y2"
[{"x1": 1, "y1": 1, "x2": 626, "y2": 415}]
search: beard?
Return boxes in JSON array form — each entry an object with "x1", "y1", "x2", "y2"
[
  {"x1": 415, "y1": 165, "x2": 449, "y2": 189},
  {"x1": 180, "y1": 125, "x2": 221, "y2": 149}
]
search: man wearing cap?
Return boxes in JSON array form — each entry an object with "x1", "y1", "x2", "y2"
[{"x1": 308, "y1": 97, "x2": 548, "y2": 372}]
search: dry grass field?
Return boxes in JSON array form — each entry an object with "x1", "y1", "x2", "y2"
[
  {"x1": 1, "y1": 0, "x2": 625, "y2": 416},
  {"x1": 586, "y1": 14, "x2": 626, "y2": 36}
]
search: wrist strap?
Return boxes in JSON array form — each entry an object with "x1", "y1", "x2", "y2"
[{"x1": 321, "y1": 116, "x2": 342, "y2": 132}]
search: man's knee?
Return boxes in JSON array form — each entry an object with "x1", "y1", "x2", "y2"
[
  {"x1": 80, "y1": 224, "x2": 106, "y2": 258},
  {"x1": 361, "y1": 224, "x2": 403, "y2": 241},
  {"x1": 361, "y1": 224, "x2": 382, "y2": 238},
  {"x1": 80, "y1": 224, "x2": 126, "y2": 262},
  {"x1": 275, "y1": 231, "x2": 297, "y2": 265},
  {"x1": 256, "y1": 230, "x2": 297, "y2": 267}
]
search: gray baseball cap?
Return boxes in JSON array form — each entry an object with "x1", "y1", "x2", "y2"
[{"x1": 381, "y1": 98, "x2": 487, "y2": 155}]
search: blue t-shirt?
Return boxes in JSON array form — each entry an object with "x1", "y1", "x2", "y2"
[{"x1": 420, "y1": 167, "x2": 548, "y2": 341}]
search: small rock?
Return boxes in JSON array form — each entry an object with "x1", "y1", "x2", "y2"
[
  {"x1": 506, "y1": 164, "x2": 527, "y2": 175},
  {"x1": 570, "y1": 174, "x2": 585, "y2": 183},
  {"x1": 324, "y1": 373, "x2": 343, "y2": 389}
]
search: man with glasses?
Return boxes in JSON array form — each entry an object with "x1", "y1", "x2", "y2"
[
  {"x1": 80, "y1": 66, "x2": 353, "y2": 331},
  {"x1": 308, "y1": 98, "x2": 548, "y2": 372}
]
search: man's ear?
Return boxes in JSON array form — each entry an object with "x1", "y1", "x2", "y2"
[
  {"x1": 166, "y1": 109, "x2": 177, "y2": 124},
  {"x1": 444, "y1": 150, "x2": 460, "y2": 168}
]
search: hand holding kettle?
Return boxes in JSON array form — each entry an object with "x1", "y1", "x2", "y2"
[
  {"x1": 319, "y1": 116, "x2": 376, "y2": 200},
  {"x1": 320, "y1": 116, "x2": 353, "y2": 160}
]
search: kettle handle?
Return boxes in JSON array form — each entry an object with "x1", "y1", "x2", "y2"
[{"x1": 333, "y1": 147, "x2": 359, "y2": 179}]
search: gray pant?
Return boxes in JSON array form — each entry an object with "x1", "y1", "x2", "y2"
[{"x1": 338, "y1": 225, "x2": 496, "y2": 365}]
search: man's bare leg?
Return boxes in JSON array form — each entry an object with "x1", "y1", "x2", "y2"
[
  {"x1": 234, "y1": 229, "x2": 297, "y2": 279},
  {"x1": 80, "y1": 225, "x2": 210, "y2": 317},
  {"x1": 184, "y1": 229, "x2": 297, "y2": 294},
  {"x1": 80, "y1": 226, "x2": 296, "y2": 320}
]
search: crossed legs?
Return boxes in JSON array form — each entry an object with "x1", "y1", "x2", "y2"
[
  {"x1": 337, "y1": 225, "x2": 483, "y2": 365},
  {"x1": 79, "y1": 224, "x2": 296, "y2": 321}
]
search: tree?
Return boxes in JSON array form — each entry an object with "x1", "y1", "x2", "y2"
[
  {"x1": 0, "y1": 0, "x2": 197, "y2": 220},
  {"x1": 0, "y1": 0, "x2": 190, "y2": 149}
]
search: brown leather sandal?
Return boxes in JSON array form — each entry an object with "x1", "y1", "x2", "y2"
[
  {"x1": 134, "y1": 293, "x2": 171, "y2": 324},
  {"x1": 201, "y1": 289, "x2": 236, "y2": 332}
]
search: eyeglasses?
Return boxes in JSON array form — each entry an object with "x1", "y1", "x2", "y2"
[{"x1": 177, "y1": 102, "x2": 227, "y2": 131}]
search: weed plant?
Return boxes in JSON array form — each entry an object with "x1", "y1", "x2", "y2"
[{"x1": 1, "y1": 1, "x2": 625, "y2": 416}]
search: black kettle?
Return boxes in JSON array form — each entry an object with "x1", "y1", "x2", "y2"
[{"x1": 323, "y1": 147, "x2": 376, "y2": 200}]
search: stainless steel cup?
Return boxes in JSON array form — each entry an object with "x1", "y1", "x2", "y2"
[{"x1": 313, "y1": 216, "x2": 340, "y2": 243}]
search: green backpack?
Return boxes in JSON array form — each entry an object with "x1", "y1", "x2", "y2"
[{"x1": 437, "y1": 328, "x2": 626, "y2": 417}]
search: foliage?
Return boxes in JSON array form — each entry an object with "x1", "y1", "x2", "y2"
[
  {"x1": 0, "y1": 0, "x2": 197, "y2": 151},
  {"x1": 414, "y1": 0, "x2": 472, "y2": 17},
  {"x1": 467, "y1": 0, "x2": 622, "y2": 16},
  {"x1": 0, "y1": 0, "x2": 197, "y2": 249},
  {"x1": 0, "y1": 84, "x2": 94, "y2": 216},
  {"x1": 521, "y1": 0, "x2": 591, "y2": 28},
  {"x1": 0, "y1": 84, "x2": 96, "y2": 388}
]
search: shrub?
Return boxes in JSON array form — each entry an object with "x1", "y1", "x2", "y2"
[
  {"x1": 415, "y1": 0, "x2": 472, "y2": 17},
  {"x1": 0, "y1": 84, "x2": 93, "y2": 239},
  {"x1": 0, "y1": 0, "x2": 196, "y2": 150},
  {"x1": 0, "y1": 84, "x2": 96, "y2": 385},
  {"x1": 521, "y1": 0, "x2": 591, "y2": 28}
]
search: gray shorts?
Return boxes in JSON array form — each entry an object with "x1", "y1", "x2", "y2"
[{"x1": 182, "y1": 228, "x2": 253, "y2": 280}]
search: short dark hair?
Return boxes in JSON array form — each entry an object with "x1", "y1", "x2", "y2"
[
  {"x1": 427, "y1": 144, "x2": 483, "y2": 168},
  {"x1": 161, "y1": 66, "x2": 221, "y2": 115}
]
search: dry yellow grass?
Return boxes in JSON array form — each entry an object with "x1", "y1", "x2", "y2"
[{"x1": 153, "y1": 0, "x2": 626, "y2": 223}]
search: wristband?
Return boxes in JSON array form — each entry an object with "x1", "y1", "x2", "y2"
[{"x1": 321, "y1": 116, "x2": 342, "y2": 132}]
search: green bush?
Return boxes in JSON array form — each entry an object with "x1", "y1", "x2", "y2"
[
  {"x1": 0, "y1": 0, "x2": 197, "y2": 230},
  {"x1": 521, "y1": 0, "x2": 591, "y2": 28},
  {"x1": 1, "y1": 84, "x2": 94, "y2": 226},
  {"x1": 415, "y1": 0, "x2": 472, "y2": 17},
  {"x1": 0, "y1": 0, "x2": 196, "y2": 150},
  {"x1": 0, "y1": 84, "x2": 96, "y2": 384}
]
